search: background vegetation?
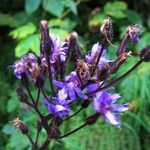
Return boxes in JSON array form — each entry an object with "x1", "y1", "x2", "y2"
[{"x1": 0, "y1": 0, "x2": 150, "y2": 149}]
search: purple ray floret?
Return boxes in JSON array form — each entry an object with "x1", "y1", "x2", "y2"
[
  {"x1": 85, "y1": 42, "x2": 108, "y2": 64},
  {"x1": 13, "y1": 53, "x2": 37, "y2": 79},
  {"x1": 128, "y1": 25, "x2": 140, "y2": 43},
  {"x1": 50, "y1": 36, "x2": 68, "y2": 63},
  {"x1": 93, "y1": 91, "x2": 129, "y2": 127},
  {"x1": 53, "y1": 71, "x2": 87, "y2": 102},
  {"x1": 44, "y1": 97, "x2": 70, "y2": 118}
]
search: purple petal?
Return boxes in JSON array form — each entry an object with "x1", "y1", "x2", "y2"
[
  {"x1": 55, "y1": 104, "x2": 70, "y2": 118},
  {"x1": 110, "y1": 93, "x2": 121, "y2": 104},
  {"x1": 86, "y1": 83, "x2": 99, "y2": 92},
  {"x1": 44, "y1": 100, "x2": 55, "y2": 113},
  {"x1": 75, "y1": 87, "x2": 87, "y2": 100},
  {"x1": 58, "y1": 89, "x2": 68, "y2": 101},
  {"x1": 104, "y1": 111, "x2": 120, "y2": 126},
  {"x1": 53, "y1": 80, "x2": 65, "y2": 88},
  {"x1": 93, "y1": 98, "x2": 101, "y2": 112},
  {"x1": 55, "y1": 104, "x2": 67, "y2": 112},
  {"x1": 112, "y1": 103, "x2": 129, "y2": 112},
  {"x1": 68, "y1": 89, "x2": 76, "y2": 101},
  {"x1": 86, "y1": 43, "x2": 107, "y2": 64}
]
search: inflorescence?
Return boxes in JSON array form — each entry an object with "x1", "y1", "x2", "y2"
[{"x1": 12, "y1": 18, "x2": 150, "y2": 150}]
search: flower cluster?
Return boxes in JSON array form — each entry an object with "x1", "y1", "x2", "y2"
[{"x1": 12, "y1": 19, "x2": 150, "y2": 148}]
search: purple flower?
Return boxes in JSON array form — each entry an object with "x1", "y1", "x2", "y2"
[
  {"x1": 50, "y1": 36, "x2": 68, "y2": 63},
  {"x1": 83, "y1": 82, "x2": 103, "y2": 93},
  {"x1": 41, "y1": 36, "x2": 68, "y2": 76},
  {"x1": 85, "y1": 43, "x2": 109, "y2": 68},
  {"x1": 44, "y1": 98, "x2": 70, "y2": 118},
  {"x1": 13, "y1": 53, "x2": 38, "y2": 81},
  {"x1": 93, "y1": 91, "x2": 129, "y2": 127},
  {"x1": 128, "y1": 25, "x2": 141, "y2": 43},
  {"x1": 53, "y1": 71, "x2": 87, "y2": 102}
]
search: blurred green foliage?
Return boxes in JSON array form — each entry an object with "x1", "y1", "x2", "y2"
[{"x1": 0, "y1": 0, "x2": 150, "y2": 149}]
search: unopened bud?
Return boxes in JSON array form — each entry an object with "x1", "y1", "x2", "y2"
[
  {"x1": 140, "y1": 45, "x2": 150, "y2": 62},
  {"x1": 100, "y1": 17, "x2": 113, "y2": 44},
  {"x1": 69, "y1": 32, "x2": 78, "y2": 41},
  {"x1": 117, "y1": 25, "x2": 141, "y2": 56},
  {"x1": 40, "y1": 20, "x2": 52, "y2": 56},
  {"x1": 69, "y1": 32, "x2": 82, "y2": 62},
  {"x1": 86, "y1": 113, "x2": 100, "y2": 125},
  {"x1": 128, "y1": 24, "x2": 141, "y2": 43},
  {"x1": 40, "y1": 20, "x2": 49, "y2": 40},
  {"x1": 16, "y1": 87, "x2": 28, "y2": 103},
  {"x1": 12, "y1": 117, "x2": 29, "y2": 134}
]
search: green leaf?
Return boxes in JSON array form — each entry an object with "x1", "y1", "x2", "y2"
[
  {"x1": 2, "y1": 124, "x2": 15, "y2": 135},
  {"x1": 113, "y1": 1, "x2": 127, "y2": 10},
  {"x1": 0, "y1": 13, "x2": 19, "y2": 27},
  {"x1": 127, "y1": 112, "x2": 150, "y2": 132},
  {"x1": 137, "y1": 32, "x2": 150, "y2": 51},
  {"x1": 15, "y1": 34, "x2": 40, "y2": 57},
  {"x1": 48, "y1": 18, "x2": 76, "y2": 32},
  {"x1": 49, "y1": 28, "x2": 69, "y2": 39},
  {"x1": 7, "y1": 99, "x2": 19, "y2": 113},
  {"x1": 6, "y1": 131, "x2": 30, "y2": 150},
  {"x1": 9, "y1": 22, "x2": 36, "y2": 40},
  {"x1": 7, "y1": 92, "x2": 20, "y2": 113},
  {"x1": 43, "y1": 0, "x2": 65, "y2": 17},
  {"x1": 126, "y1": 10, "x2": 142, "y2": 24},
  {"x1": 64, "y1": 0, "x2": 77, "y2": 15},
  {"x1": 88, "y1": 13, "x2": 106, "y2": 26},
  {"x1": 69, "y1": 0, "x2": 77, "y2": 15},
  {"x1": 104, "y1": 1, "x2": 127, "y2": 19},
  {"x1": 25, "y1": 0, "x2": 41, "y2": 14}
]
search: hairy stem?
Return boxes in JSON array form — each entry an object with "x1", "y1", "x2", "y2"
[
  {"x1": 63, "y1": 107, "x2": 83, "y2": 121},
  {"x1": 61, "y1": 123, "x2": 87, "y2": 139}
]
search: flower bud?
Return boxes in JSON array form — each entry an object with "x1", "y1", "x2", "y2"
[
  {"x1": 40, "y1": 20, "x2": 52, "y2": 56},
  {"x1": 12, "y1": 117, "x2": 29, "y2": 134},
  {"x1": 140, "y1": 45, "x2": 150, "y2": 62},
  {"x1": 128, "y1": 24, "x2": 141, "y2": 43},
  {"x1": 100, "y1": 17, "x2": 113, "y2": 43},
  {"x1": 69, "y1": 32, "x2": 82, "y2": 62},
  {"x1": 86, "y1": 113, "x2": 100, "y2": 125},
  {"x1": 40, "y1": 20, "x2": 49, "y2": 41},
  {"x1": 117, "y1": 25, "x2": 140, "y2": 56},
  {"x1": 16, "y1": 87, "x2": 28, "y2": 103}
]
